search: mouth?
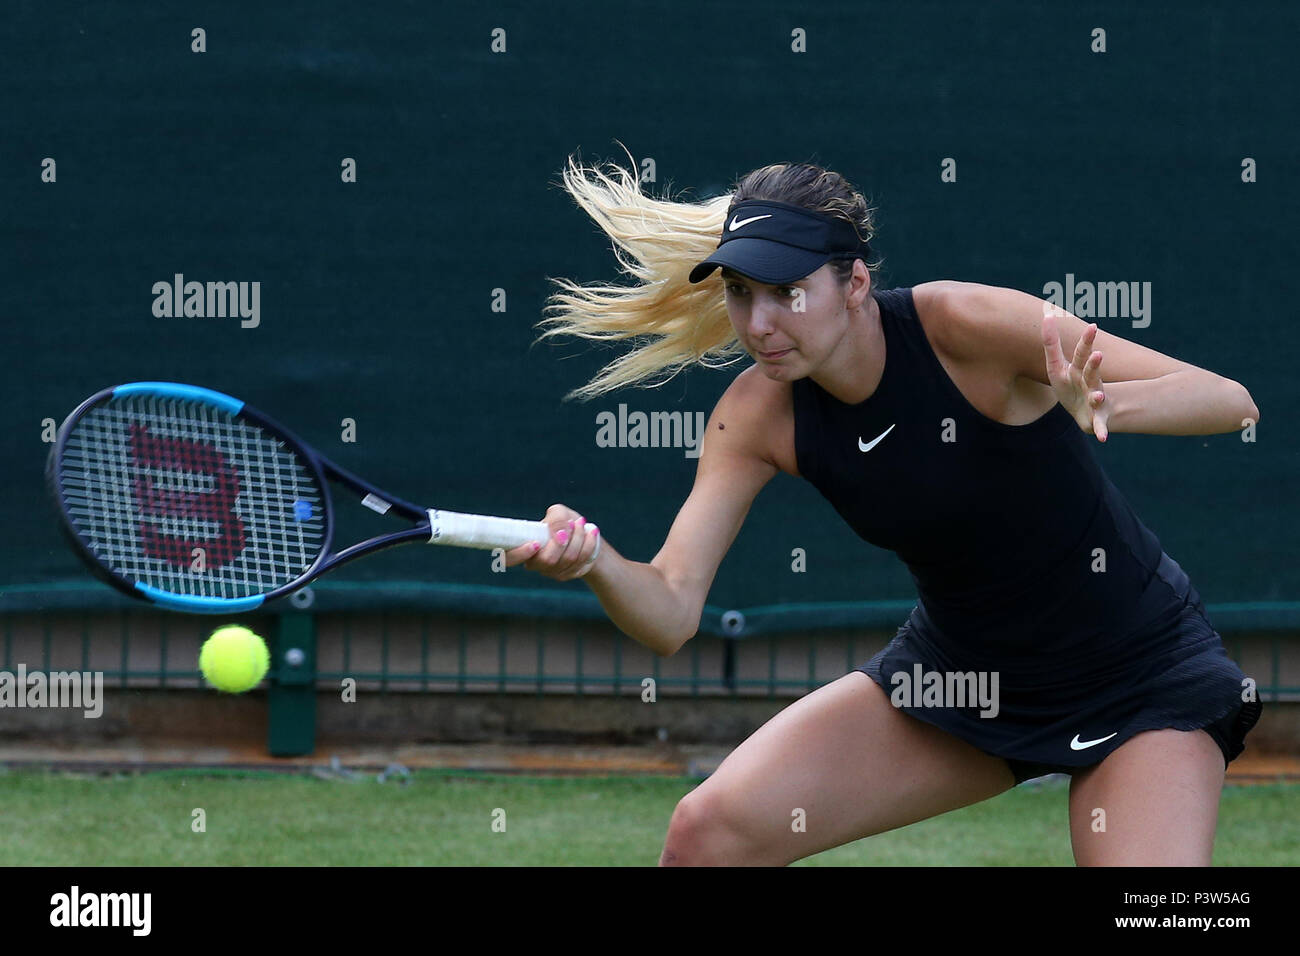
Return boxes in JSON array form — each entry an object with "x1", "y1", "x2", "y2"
[{"x1": 758, "y1": 348, "x2": 793, "y2": 361}]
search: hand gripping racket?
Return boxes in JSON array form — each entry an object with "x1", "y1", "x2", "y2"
[{"x1": 46, "y1": 382, "x2": 551, "y2": 613}]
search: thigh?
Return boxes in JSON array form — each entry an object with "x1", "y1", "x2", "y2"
[
  {"x1": 1068, "y1": 728, "x2": 1225, "y2": 866},
  {"x1": 668, "y1": 671, "x2": 1015, "y2": 865}
]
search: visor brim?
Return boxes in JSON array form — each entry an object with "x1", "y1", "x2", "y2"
[{"x1": 688, "y1": 239, "x2": 831, "y2": 285}]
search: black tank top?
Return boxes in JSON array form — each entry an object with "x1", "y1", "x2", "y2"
[{"x1": 792, "y1": 287, "x2": 1191, "y2": 670}]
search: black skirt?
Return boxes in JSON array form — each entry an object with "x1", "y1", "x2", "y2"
[{"x1": 858, "y1": 563, "x2": 1263, "y2": 785}]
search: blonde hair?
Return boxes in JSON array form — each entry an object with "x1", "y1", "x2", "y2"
[{"x1": 537, "y1": 152, "x2": 881, "y2": 401}]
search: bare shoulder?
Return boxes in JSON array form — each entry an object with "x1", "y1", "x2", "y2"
[
  {"x1": 910, "y1": 280, "x2": 1062, "y2": 424},
  {"x1": 708, "y1": 364, "x2": 798, "y2": 476},
  {"x1": 910, "y1": 280, "x2": 990, "y2": 360},
  {"x1": 911, "y1": 279, "x2": 1048, "y2": 366}
]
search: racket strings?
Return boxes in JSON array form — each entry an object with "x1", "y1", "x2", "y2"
[{"x1": 57, "y1": 395, "x2": 325, "y2": 598}]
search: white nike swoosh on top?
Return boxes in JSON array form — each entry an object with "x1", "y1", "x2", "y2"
[
  {"x1": 729, "y1": 214, "x2": 773, "y2": 231},
  {"x1": 857, "y1": 425, "x2": 896, "y2": 453},
  {"x1": 1070, "y1": 732, "x2": 1119, "y2": 751}
]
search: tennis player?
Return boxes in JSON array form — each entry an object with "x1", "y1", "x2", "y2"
[{"x1": 505, "y1": 157, "x2": 1263, "y2": 866}]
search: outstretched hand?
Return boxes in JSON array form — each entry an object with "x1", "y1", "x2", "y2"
[{"x1": 1042, "y1": 309, "x2": 1110, "y2": 442}]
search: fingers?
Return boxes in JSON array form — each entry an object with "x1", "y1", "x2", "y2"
[
  {"x1": 1041, "y1": 310, "x2": 1068, "y2": 379},
  {"x1": 549, "y1": 519, "x2": 580, "y2": 564},
  {"x1": 1070, "y1": 323, "x2": 1098, "y2": 370},
  {"x1": 507, "y1": 511, "x2": 601, "y2": 580},
  {"x1": 1071, "y1": 326, "x2": 1108, "y2": 414},
  {"x1": 1084, "y1": 350, "x2": 1104, "y2": 391},
  {"x1": 502, "y1": 503, "x2": 571, "y2": 568},
  {"x1": 502, "y1": 540, "x2": 543, "y2": 568},
  {"x1": 568, "y1": 518, "x2": 601, "y2": 578},
  {"x1": 1084, "y1": 343, "x2": 1105, "y2": 412},
  {"x1": 1093, "y1": 405, "x2": 1110, "y2": 442},
  {"x1": 1044, "y1": 314, "x2": 1109, "y2": 442},
  {"x1": 541, "y1": 517, "x2": 600, "y2": 580},
  {"x1": 1083, "y1": 345, "x2": 1108, "y2": 442}
]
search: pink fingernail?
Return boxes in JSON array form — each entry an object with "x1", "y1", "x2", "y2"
[
  {"x1": 556, "y1": 530, "x2": 569, "y2": 544},
  {"x1": 589, "y1": 526, "x2": 599, "y2": 537},
  {"x1": 531, "y1": 542, "x2": 541, "y2": 552}
]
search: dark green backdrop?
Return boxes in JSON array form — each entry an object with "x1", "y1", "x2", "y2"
[{"x1": 5, "y1": 1, "x2": 1297, "y2": 629}]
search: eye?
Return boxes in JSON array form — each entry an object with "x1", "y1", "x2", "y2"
[
  {"x1": 724, "y1": 282, "x2": 748, "y2": 296},
  {"x1": 777, "y1": 286, "x2": 799, "y2": 298}
]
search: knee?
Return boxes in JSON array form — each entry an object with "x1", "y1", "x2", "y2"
[{"x1": 659, "y1": 789, "x2": 759, "y2": 867}]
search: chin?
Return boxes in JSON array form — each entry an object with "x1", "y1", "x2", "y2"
[{"x1": 757, "y1": 360, "x2": 798, "y2": 380}]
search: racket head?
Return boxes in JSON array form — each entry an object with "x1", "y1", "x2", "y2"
[{"x1": 46, "y1": 382, "x2": 334, "y2": 612}]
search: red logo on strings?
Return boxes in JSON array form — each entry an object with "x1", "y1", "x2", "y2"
[{"x1": 128, "y1": 423, "x2": 246, "y2": 567}]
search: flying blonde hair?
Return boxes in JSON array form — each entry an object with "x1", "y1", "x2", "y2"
[{"x1": 537, "y1": 151, "x2": 880, "y2": 401}]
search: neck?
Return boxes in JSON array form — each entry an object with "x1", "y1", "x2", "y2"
[{"x1": 810, "y1": 292, "x2": 885, "y2": 405}]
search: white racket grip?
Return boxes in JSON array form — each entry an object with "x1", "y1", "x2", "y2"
[{"x1": 426, "y1": 509, "x2": 551, "y2": 550}]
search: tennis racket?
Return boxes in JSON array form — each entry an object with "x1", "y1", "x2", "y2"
[{"x1": 46, "y1": 381, "x2": 551, "y2": 613}]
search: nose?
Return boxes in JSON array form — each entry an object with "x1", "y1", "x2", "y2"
[{"x1": 745, "y1": 297, "x2": 781, "y2": 338}]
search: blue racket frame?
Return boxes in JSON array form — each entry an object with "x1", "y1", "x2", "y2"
[{"x1": 47, "y1": 381, "x2": 436, "y2": 613}]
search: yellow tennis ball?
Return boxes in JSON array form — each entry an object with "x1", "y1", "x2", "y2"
[{"x1": 199, "y1": 625, "x2": 270, "y2": 693}]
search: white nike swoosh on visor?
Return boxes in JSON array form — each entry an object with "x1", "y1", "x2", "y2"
[
  {"x1": 729, "y1": 214, "x2": 773, "y2": 231},
  {"x1": 1069, "y1": 732, "x2": 1118, "y2": 751},
  {"x1": 857, "y1": 425, "x2": 896, "y2": 453}
]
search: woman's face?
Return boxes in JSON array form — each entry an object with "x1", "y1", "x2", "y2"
[{"x1": 722, "y1": 261, "x2": 869, "y2": 380}]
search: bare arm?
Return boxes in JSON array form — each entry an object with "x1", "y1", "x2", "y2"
[
  {"x1": 1098, "y1": 374, "x2": 1259, "y2": 436},
  {"x1": 923, "y1": 281, "x2": 1260, "y2": 438},
  {"x1": 512, "y1": 367, "x2": 780, "y2": 656}
]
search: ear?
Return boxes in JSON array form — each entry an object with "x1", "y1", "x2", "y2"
[{"x1": 846, "y1": 258, "x2": 872, "y2": 309}]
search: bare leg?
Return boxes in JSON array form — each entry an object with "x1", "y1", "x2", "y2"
[
  {"x1": 1068, "y1": 728, "x2": 1224, "y2": 866},
  {"x1": 659, "y1": 671, "x2": 1016, "y2": 865}
]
